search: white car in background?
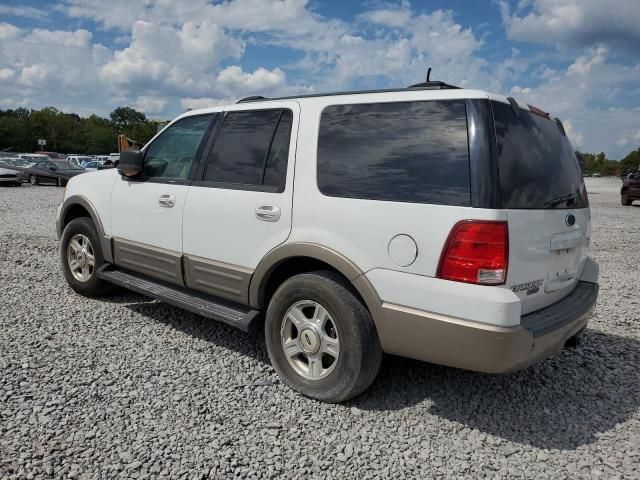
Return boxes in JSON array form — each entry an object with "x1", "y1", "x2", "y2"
[{"x1": 66, "y1": 156, "x2": 94, "y2": 168}]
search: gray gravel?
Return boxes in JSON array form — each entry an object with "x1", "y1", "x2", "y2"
[{"x1": 1, "y1": 178, "x2": 639, "y2": 479}]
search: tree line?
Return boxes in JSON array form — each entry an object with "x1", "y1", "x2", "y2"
[
  {"x1": 0, "y1": 106, "x2": 163, "y2": 155},
  {"x1": 577, "y1": 150, "x2": 640, "y2": 176},
  {"x1": 0, "y1": 106, "x2": 639, "y2": 174}
]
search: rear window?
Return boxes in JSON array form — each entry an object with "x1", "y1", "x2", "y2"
[
  {"x1": 492, "y1": 101, "x2": 588, "y2": 209},
  {"x1": 317, "y1": 100, "x2": 471, "y2": 206}
]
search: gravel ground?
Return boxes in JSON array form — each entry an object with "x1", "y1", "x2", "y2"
[{"x1": 1, "y1": 178, "x2": 639, "y2": 479}]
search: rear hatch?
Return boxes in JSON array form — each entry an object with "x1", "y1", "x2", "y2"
[{"x1": 491, "y1": 100, "x2": 591, "y2": 315}]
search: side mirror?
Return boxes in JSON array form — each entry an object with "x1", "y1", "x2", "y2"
[{"x1": 117, "y1": 150, "x2": 143, "y2": 178}]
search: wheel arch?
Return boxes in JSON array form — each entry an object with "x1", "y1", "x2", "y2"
[
  {"x1": 57, "y1": 195, "x2": 113, "y2": 263},
  {"x1": 249, "y1": 243, "x2": 382, "y2": 323}
]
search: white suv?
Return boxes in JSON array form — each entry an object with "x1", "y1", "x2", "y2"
[{"x1": 57, "y1": 82, "x2": 599, "y2": 402}]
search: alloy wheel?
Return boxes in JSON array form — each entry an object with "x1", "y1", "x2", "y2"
[{"x1": 280, "y1": 300, "x2": 340, "y2": 380}]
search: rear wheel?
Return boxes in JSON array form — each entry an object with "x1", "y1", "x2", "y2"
[
  {"x1": 621, "y1": 192, "x2": 632, "y2": 206},
  {"x1": 265, "y1": 271, "x2": 382, "y2": 403},
  {"x1": 60, "y1": 217, "x2": 113, "y2": 297},
  {"x1": 30, "y1": 175, "x2": 39, "y2": 186}
]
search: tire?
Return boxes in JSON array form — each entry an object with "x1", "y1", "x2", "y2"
[
  {"x1": 60, "y1": 217, "x2": 113, "y2": 297},
  {"x1": 56, "y1": 177, "x2": 64, "y2": 187},
  {"x1": 265, "y1": 270, "x2": 382, "y2": 403},
  {"x1": 621, "y1": 192, "x2": 632, "y2": 206},
  {"x1": 30, "y1": 175, "x2": 39, "y2": 185}
]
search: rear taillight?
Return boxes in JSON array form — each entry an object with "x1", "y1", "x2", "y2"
[{"x1": 437, "y1": 221, "x2": 509, "y2": 285}]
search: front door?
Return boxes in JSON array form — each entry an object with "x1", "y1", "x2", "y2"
[
  {"x1": 182, "y1": 101, "x2": 299, "y2": 304},
  {"x1": 110, "y1": 113, "x2": 216, "y2": 285}
]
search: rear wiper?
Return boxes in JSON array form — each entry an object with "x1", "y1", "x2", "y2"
[{"x1": 543, "y1": 193, "x2": 577, "y2": 207}]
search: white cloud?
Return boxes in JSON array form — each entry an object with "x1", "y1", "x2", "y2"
[
  {"x1": 99, "y1": 20, "x2": 243, "y2": 97},
  {"x1": 217, "y1": 66, "x2": 286, "y2": 95},
  {"x1": 133, "y1": 95, "x2": 168, "y2": 115},
  {"x1": 0, "y1": 68, "x2": 15, "y2": 81},
  {"x1": 499, "y1": 0, "x2": 640, "y2": 51},
  {"x1": 0, "y1": 6, "x2": 48, "y2": 21}
]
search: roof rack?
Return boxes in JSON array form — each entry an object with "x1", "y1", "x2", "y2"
[
  {"x1": 233, "y1": 71, "x2": 460, "y2": 104},
  {"x1": 237, "y1": 96, "x2": 267, "y2": 103},
  {"x1": 408, "y1": 68, "x2": 459, "y2": 90}
]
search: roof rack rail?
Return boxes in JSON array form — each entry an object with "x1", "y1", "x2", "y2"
[
  {"x1": 408, "y1": 68, "x2": 459, "y2": 90},
  {"x1": 237, "y1": 96, "x2": 267, "y2": 103}
]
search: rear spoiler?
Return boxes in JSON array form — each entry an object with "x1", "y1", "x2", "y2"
[{"x1": 506, "y1": 97, "x2": 566, "y2": 136}]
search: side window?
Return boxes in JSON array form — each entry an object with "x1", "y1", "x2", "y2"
[
  {"x1": 263, "y1": 111, "x2": 292, "y2": 190},
  {"x1": 143, "y1": 114, "x2": 215, "y2": 180},
  {"x1": 203, "y1": 109, "x2": 292, "y2": 191},
  {"x1": 317, "y1": 100, "x2": 471, "y2": 206}
]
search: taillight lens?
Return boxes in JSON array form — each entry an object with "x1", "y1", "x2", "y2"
[{"x1": 437, "y1": 221, "x2": 508, "y2": 285}]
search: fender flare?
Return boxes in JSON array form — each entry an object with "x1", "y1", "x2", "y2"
[
  {"x1": 248, "y1": 242, "x2": 382, "y2": 323},
  {"x1": 57, "y1": 195, "x2": 113, "y2": 263}
]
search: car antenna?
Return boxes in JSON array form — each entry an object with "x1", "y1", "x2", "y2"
[{"x1": 408, "y1": 67, "x2": 459, "y2": 89}]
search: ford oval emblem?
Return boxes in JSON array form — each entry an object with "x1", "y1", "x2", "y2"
[{"x1": 565, "y1": 214, "x2": 576, "y2": 226}]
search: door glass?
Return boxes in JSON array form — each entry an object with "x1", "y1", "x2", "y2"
[
  {"x1": 203, "y1": 110, "x2": 283, "y2": 186},
  {"x1": 263, "y1": 110, "x2": 293, "y2": 192},
  {"x1": 143, "y1": 114, "x2": 215, "y2": 180}
]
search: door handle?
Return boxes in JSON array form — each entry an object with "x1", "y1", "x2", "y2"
[
  {"x1": 158, "y1": 194, "x2": 176, "y2": 208},
  {"x1": 255, "y1": 205, "x2": 281, "y2": 222}
]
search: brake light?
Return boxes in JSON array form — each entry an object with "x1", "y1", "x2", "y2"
[{"x1": 437, "y1": 221, "x2": 508, "y2": 285}]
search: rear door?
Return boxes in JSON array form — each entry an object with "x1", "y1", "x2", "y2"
[
  {"x1": 492, "y1": 100, "x2": 591, "y2": 314},
  {"x1": 181, "y1": 101, "x2": 299, "y2": 304}
]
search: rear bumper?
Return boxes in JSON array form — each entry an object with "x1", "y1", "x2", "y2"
[{"x1": 377, "y1": 281, "x2": 598, "y2": 373}]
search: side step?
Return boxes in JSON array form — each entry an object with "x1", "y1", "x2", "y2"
[{"x1": 97, "y1": 265, "x2": 261, "y2": 332}]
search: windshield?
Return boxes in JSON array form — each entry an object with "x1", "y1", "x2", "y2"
[
  {"x1": 53, "y1": 161, "x2": 83, "y2": 170},
  {"x1": 492, "y1": 100, "x2": 588, "y2": 209}
]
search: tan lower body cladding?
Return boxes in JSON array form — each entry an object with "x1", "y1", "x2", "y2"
[
  {"x1": 112, "y1": 238, "x2": 252, "y2": 304},
  {"x1": 376, "y1": 302, "x2": 591, "y2": 373}
]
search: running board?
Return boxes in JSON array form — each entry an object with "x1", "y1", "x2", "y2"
[{"x1": 97, "y1": 265, "x2": 261, "y2": 332}]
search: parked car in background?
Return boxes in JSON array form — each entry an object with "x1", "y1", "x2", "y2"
[
  {"x1": 28, "y1": 160, "x2": 85, "y2": 186},
  {"x1": 94, "y1": 155, "x2": 110, "y2": 163},
  {"x1": 17, "y1": 154, "x2": 49, "y2": 166},
  {"x1": 35, "y1": 151, "x2": 65, "y2": 159},
  {"x1": 621, "y1": 171, "x2": 640, "y2": 206},
  {"x1": 0, "y1": 166, "x2": 22, "y2": 186},
  {"x1": 83, "y1": 161, "x2": 104, "y2": 172},
  {"x1": 66, "y1": 155, "x2": 95, "y2": 168},
  {"x1": 109, "y1": 153, "x2": 120, "y2": 162}
]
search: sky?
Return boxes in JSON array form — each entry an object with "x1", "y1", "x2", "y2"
[{"x1": 0, "y1": 0, "x2": 639, "y2": 158}]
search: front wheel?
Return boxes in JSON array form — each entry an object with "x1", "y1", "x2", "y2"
[
  {"x1": 30, "y1": 175, "x2": 39, "y2": 185},
  {"x1": 60, "y1": 217, "x2": 113, "y2": 297},
  {"x1": 265, "y1": 271, "x2": 382, "y2": 403},
  {"x1": 621, "y1": 192, "x2": 632, "y2": 206},
  {"x1": 56, "y1": 177, "x2": 66, "y2": 187}
]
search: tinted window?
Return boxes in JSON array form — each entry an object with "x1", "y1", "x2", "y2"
[
  {"x1": 204, "y1": 109, "x2": 291, "y2": 190},
  {"x1": 317, "y1": 101, "x2": 470, "y2": 205},
  {"x1": 143, "y1": 114, "x2": 214, "y2": 179},
  {"x1": 492, "y1": 101, "x2": 588, "y2": 209},
  {"x1": 263, "y1": 111, "x2": 292, "y2": 190}
]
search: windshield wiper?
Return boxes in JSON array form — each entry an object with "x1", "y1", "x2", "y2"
[{"x1": 543, "y1": 193, "x2": 577, "y2": 207}]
